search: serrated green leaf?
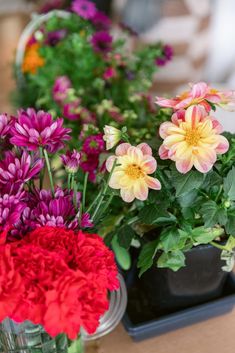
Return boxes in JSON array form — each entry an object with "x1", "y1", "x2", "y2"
[
  {"x1": 138, "y1": 205, "x2": 174, "y2": 225},
  {"x1": 172, "y1": 170, "x2": 204, "y2": 197},
  {"x1": 117, "y1": 225, "x2": 135, "y2": 249},
  {"x1": 112, "y1": 236, "x2": 131, "y2": 270},
  {"x1": 157, "y1": 250, "x2": 185, "y2": 271},
  {"x1": 225, "y1": 210, "x2": 235, "y2": 234},
  {"x1": 159, "y1": 229, "x2": 180, "y2": 252},
  {"x1": 192, "y1": 226, "x2": 223, "y2": 244},
  {"x1": 224, "y1": 167, "x2": 235, "y2": 200},
  {"x1": 137, "y1": 239, "x2": 159, "y2": 276}
]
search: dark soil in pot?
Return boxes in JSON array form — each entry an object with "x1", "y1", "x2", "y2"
[{"x1": 124, "y1": 244, "x2": 228, "y2": 324}]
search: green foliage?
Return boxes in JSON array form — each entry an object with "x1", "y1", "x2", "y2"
[
  {"x1": 224, "y1": 167, "x2": 235, "y2": 200},
  {"x1": 112, "y1": 235, "x2": 131, "y2": 270},
  {"x1": 157, "y1": 250, "x2": 185, "y2": 271},
  {"x1": 137, "y1": 240, "x2": 159, "y2": 276},
  {"x1": 171, "y1": 169, "x2": 204, "y2": 197}
]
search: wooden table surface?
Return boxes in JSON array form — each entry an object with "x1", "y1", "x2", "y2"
[{"x1": 1, "y1": 12, "x2": 235, "y2": 353}]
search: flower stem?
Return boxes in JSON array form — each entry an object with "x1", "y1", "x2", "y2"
[
  {"x1": 68, "y1": 173, "x2": 71, "y2": 190},
  {"x1": 86, "y1": 187, "x2": 103, "y2": 214},
  {"x1": 43, "y1": 149, "x2": 54, "y2": 196},
  {"x1": 210, "y1": 241, "x2": 227, "y2": 251},
  {"x1": 82, "y1": 172, "x2": 89, "y2": 211},
  {"x1": 91, "y1": 159, "x2": 117, "y2": 222},
  {"x1": 39, "y1": 147, "x2": 44, "y2": 189}
]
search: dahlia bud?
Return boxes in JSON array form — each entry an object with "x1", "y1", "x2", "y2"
[
  {"x1": 103, "y1": 125, "x2": 122, "y2": 150},
  {"x1": 61, "y1": 149, "x2": 81, "y2": 174}
]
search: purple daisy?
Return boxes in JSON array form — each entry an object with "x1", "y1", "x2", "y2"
[
  {"x1": 61, "y1": 149, "x2": 81, "y2": 174},
  {"x1": 71, "y1": 0, "x2": 97, "y2": 20},
  {"x1": 91, "y1": 31, "x2": 113, "y2": 54},
  {"x1": 53, "y1": 76, "x2": 72, "y2": 105},
  {"x1": 0, "y1": 151, "x2": 43, "y2": 195},
  {"x1": 10, "y1": 108, "x2": 71, "y2": 153},
  {"x1": 91, "y1": 11, "x2": 111, "y2": 31}
]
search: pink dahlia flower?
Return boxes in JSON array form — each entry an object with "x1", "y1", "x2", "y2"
[
  {"x1": 159, "y1": 105, "x2": 229, "y2": 174},
  {"x1": 82, "y1": 133, "x2": 105, "y2": 155},
  {"x1": 156, "y1": 81, "x2": 235, "y2": 112},
  {"x1": 10, "y1": 109, "x2": 71, "y2": 153}
]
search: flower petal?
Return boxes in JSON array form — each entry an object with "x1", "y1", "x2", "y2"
[
  {"x1": 176, "y1": 157, "x2": 194, "y2": 174},
  {"x1": 137, "y1": 143, "x2": 152, "y2": 156},
  {"x1": 115, "y1": 143, "x2": 131, "y2": 156},
  {"x1": 133, "y1": 180, "x2": 149, "y2": 201},
  {"x1": 145, "y1": 176, "x2": 161, "y2": 190},
  {"x1": 215, "y1": 135, "x2": 229, "y2": 154},
  {"x1": 140, "y1": 155, "x2": 157, "y2": 174},
  {"x1": 120, "y1": 187, "x2": 135, "y2": 203},
  {"x1": 191, "y1": 81, "x2": 208, "y2": 98}
]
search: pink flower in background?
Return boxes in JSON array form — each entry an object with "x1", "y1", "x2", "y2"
[
  {"x1": 63, "y1": 99, "x2": 81, "y2": 120},
  {"x1": 103, "y1": 67, "x2": 117, "y2": 80},
  {"x1": 53, "y1": 76, "x2": 72, "y2": 104},
  {"x1": 46, "y1": 29, "x2": 67, "y2": 46},
  {"x1": 155, "y1": 44, "x2": 174, "y2": 67},
  {"x1": 106, "y1": 143, "x2": 161, "y2": 202},
  {"x1": 159, "y1": 105, "x2": 229, "y2": 174},
  {"x1": 0, "y1": 114, "x2": 12, "y2": 139},
  {"x1": 61, "y1": 149, "x2": 81, "y2": 174},
  {"x1": 72, "y1": 0, "x2": 97, "y2": 19},
  {"x1": 80, "y1": 153, "x2": 99, "y2": 182},
  {"x1": 10, "y1": 109, "x2": 71, "y2": 153},
  {"x1": 0, "y1": 151, "x2": 43, "y2": 194},
  {"x1": 156, "y1": 82, "x2": 235, "y2": 112},
  {"x1": 83, "y1": 133, "x2": 105, "y2": 155},
  {"x1": 91, "y1": 11, "x2": 111, "y2": 30},
  {"x1": 91, "y1": 31, "x2": 113, "y2": 54}
]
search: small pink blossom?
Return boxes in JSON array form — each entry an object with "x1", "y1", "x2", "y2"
[
  {"x1": 53, "y1": 76, "x2": 72, "y2": 104},
  {"x1": 103, "y1": 67, "x2": 117, "y2": 80},
  {"x1": 71, "y1": 0, "x2": 97, "y2": 19}
]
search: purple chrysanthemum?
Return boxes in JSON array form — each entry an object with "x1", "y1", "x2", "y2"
[
  {"x1": 0, "y1": 114, "x2": 12, "y2": 139},
  {"x1": 0, "y1": 193, "x2": 26, "y2": 243},
  {"x1": 10, "y1": 108, "x2": 71, "y2": 153},
  {"x1": 71, "y1": 0, "x2": 97, "y2": 19},
  {"x1": 46, "y1": 29, "x2": 67, "y2": 46},
  {"x1": 0, "y1": 151, "x2": 43, "y2": 195},
  {"x1": 91, "y1": 31, "x2": 113, "y2": 54},
  {"x1": 53, "y1": 76, "x2": 72, "y2": 105},
  {"x1": 91, "y1": 11, "x2": 111, "y2": 31},
  {"x1": 61, "y1": 149, "x2": 81, "y2": 174},
  {"x1": 83, "y1": 133, "x2": 105, "y2": 155}
]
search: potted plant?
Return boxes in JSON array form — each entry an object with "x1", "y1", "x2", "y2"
[
  {"x1": 102, "y1": 81, "x2": 235, "y2": 313},
  {"x1": 14, "y1": 0, "x2": 173, "y2": 148}
]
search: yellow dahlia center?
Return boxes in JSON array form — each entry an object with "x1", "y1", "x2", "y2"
[
  {"x1": 185, "y1": 129, "x2": 201, "y2": 146},
  {"x1": 125, "y1": 164, "x2": 144, "y2": 179}
]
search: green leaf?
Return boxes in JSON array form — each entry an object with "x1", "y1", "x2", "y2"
[
  {"x1": 117, "y1": 225, "x2": 135, "y2": 249},
  {"x1": 224, "y1": 167, "x2": 235, "y2": 200},
  {"x1": 201, "y1": 200, "x2": 219, "y2": 227},
  {"x1": 225, "y1": 210, "x2": 235, "y2": 234},
  {"x1": 137, "y1": 239, "x2": 159, "y2": 276},
  {"x1": 172, "y1": 169, "x2": 204, "y2": 197},
  {"x1": 138, "y1": 205, "x2": 175, "y2": 225},
  {"x1": 159, "y1": 229, "x2": 181, "y2": 252},
  {"x1": 157, "y1": 250, "x2": 185, "y2": 271},
  {"x1": 112, "y1": 236, "x2": 131, "y2": 270},
  {"x1": 68, "y1": 336, "x2": 83, "y2": 353},
  {"x1": 191, "y1": 226, "x2": 224, "y2": 244},
  {"x1": 177, "y1": 190, "x2": 198, "y2": 207}
]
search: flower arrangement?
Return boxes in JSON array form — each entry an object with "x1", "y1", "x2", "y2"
[
  {"x1": 102, "y1": 82, "x2": 235, "y2": 275},
  {"x1": 0, "y1": 108, "x2": 124, "y2": 343},
  {"x1": 14, "y1": 0, "x2": 173, "y2": 148}
]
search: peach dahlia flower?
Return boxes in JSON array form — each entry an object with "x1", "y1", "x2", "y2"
[
  {"x1": 156, "y1": 81, "x2": 235, "y2": 112},
  {"x1": 159, "y1": 106, "x2": 229, "y2": 174},
  {"x1": 106, "y1": 143, "x2": 161, "y2": 202}
]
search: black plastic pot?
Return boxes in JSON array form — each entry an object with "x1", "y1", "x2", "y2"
[
  {"x1": 122, "y1": 244, "x2": 235, "y2": 341},
  {"x1": 139, "y1": 244, "x2": 227, "y2": 313}
]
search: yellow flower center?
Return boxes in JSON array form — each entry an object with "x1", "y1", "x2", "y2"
[
  {"x1": 125, "y1": 164, "x2": 144, "y2": 179},
  {"x1": 185, "y1": 129, "x2": 201, "y2": 146}
]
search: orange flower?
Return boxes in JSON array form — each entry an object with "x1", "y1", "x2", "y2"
[{"x1": 22, "y1": 43, "x2": 45, "y2": 74}]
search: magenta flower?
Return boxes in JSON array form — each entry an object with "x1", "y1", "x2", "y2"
[
  {"x1": 81, "y1": 213, "x2": 93, "y2": 228},
  {"x1": 80, "y1": 153, "x2": 99, "y2": 182},
  {"x1": 63, "y1": 99, "x2": 81, "y2": 120},
  {"x1": 10, "y1": 108, "x2": 71, "y2": 153},
  {"x1": 91, "y1": 11, "x2": 111, "y2": 30},
  {"x1": 103, "y1": 67, "x2": 117, "y2": 80},
  {"x1": 53, "y1": 76, "x2": 72, "y2": 105},
  {"x1": 61, "y1": 149, "x2": 81, "y2": 174},
  {"x1": 71, "y1": 0, "x2": 97, "y2": 19},
  {"x1": 155, "y1": 45, "x2": 174, "y2": 66},
  {"x1": 0, "y1": 114, "x2": 12, "y2": 139},
  {"x1": 83, "y1": 133, "x2": 105, "y2": 155},
  {"x1": 0, "y1": 193, "x2": 26, "y2": 243},
  {"x1": 0, "y1": 151, "x2": 43, "y2": 195},
  {"x1": 91, "y1": 31, "x2": 113, "y2": 54}
]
